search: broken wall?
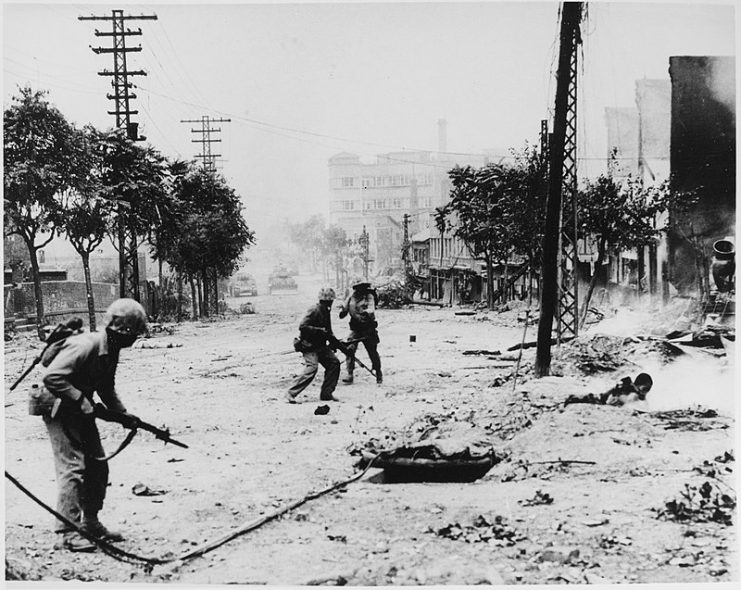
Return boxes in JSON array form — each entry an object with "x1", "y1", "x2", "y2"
[{"x1": 668, "y1": 56, "x2": 736, "y2": 294}]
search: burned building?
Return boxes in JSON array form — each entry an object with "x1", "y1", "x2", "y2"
[{"x1": 668, "y1": 56, "x2": 736, "y2": 296}]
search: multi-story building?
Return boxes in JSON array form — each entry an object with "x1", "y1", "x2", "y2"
[
  {"x1": 602, "y1": 78, "x2": 671, "y2": 301},
  {"x1": 328, "y1": 120, "x2": 490, "y2": 276}
]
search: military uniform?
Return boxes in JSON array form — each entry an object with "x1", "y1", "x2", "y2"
[
  {"x1": 40, "y1": 331, "x2": 127, "y2": 538},
  {"x1": 287, "y1": 301, "x2": 341, "y2": 402},
  {"x1": 339, "y1": 284, "x2": 382, "y2": 384}
]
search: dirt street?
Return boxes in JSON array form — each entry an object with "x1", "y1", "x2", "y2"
[{"x1": 4, "y1": 274, "x2": 737, "y2": 585}]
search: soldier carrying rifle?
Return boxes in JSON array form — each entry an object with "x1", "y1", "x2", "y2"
[
  {"x1": 338, "y1": 282, "x2": 383, "y2": 385},
  {"x1": 286, "y1": 287, "x2": 342, "y2": 404},
  {"x1": 30, "y1": 298, "x2": 148, "y2": 552}
]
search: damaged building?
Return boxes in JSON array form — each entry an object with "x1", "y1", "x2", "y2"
[{"x1": 668, "y1": 56, "x2": 736, "y2": 307}]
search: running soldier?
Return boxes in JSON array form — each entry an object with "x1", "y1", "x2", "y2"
[
  {"x1": 286, "y1": 287, "x2": 341, "y2": 403},
  {"x1": 339, "y1": 282, "x2": 382, "y2": 385}
]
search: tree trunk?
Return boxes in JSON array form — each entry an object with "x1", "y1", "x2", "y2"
[
  {"x1": 197, "y1": 276, "x2": 204, "y2": 318},
  {"x1": 486, "y1": 252, "x2": 494, "y2": 311},
  {"x1": 503, "y1": 255, "x2": 510, "y2": 304},
  {"x1": 23, "y1": 238, "x2": 45, "y2": 340},
  {"x1": 637, "y1": 246, "x2": 645, "y2": 300},
  {"x1": 176, "y1": 273, "x2": 183, "y2": 321},
  {"x1": 580, "y1": 238, "x2": 606, "y2": 328},
  {"x1": 201, "y1": 268, "x2": 209, "y2": 318},
  {"x1": 81, "y1": 251, "x2": 97, "y2": 331},
  {"x1": 189, "y1": 277, "x2": 198, "y2": 320}
]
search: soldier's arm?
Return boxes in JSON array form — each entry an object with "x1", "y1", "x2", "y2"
[
  {"x1": 42, "y1": 340, "x2": 89, "y2": 404},
  {"x1": 338, "y1": 296, "x2": 351, "y2": 319},
  {"x1": 97, "y1": 374, "x2": 127, "y2": 413}
]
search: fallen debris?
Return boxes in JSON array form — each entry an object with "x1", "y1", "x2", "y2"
[
  {"x1": 314, "y1": 405, "x2": 330, "y2": 416},
  {"x1": 519, "y1": 490, "x2": 554, "y2": 506},
  {"x1": 432, "y1": 514, "x2": 523, "y2": 546},
  {"x1": 656, "y1": 480, "x2": 736, "y2": 526},
  {"x1": 648, "y1": 407, "x2": 729, "y2": 431},
  {"x1": 132, "y1": 483, "x2": 169, "y2": 497}
]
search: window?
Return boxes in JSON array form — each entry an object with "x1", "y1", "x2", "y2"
[{"x1": 341, "y1": 176, "x2": 354, "y2": 188}]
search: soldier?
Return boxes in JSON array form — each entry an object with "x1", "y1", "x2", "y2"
[
  {"x1": 286, "y1": 287, "x2": 341, "y2": 403},
  {"x1": 339, "y1": 282, "x2": 383, "y2": 385},
  {"x1": 37, "y1": 298, "x2": 147, "y2": 552}
]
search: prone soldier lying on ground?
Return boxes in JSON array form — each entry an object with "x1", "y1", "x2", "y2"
[{"x1": 564, "y1": 373, "x2": 653, "y2": 407}]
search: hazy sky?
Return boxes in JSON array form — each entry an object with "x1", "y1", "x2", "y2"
[{"x1": 3, "y1": 1, "x2": 736, "y2": 240}]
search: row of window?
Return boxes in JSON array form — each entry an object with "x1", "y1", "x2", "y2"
[
  {"x1": 333, "y1": 197, "x2": 432, "y2": 211},
  {"x1": 429, "y1": 236, "x2": 469, "y2": 261},
  {"x1": 337, "y1": 174, "x2": 434, "y2": 189}
]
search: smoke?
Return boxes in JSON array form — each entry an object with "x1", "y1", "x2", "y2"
[
  {"x1": 709, "y1": 57, "x2": 736, "y2": 116},
  {"x1": 585, "y1": 307, "x2": 735, "y2": 416},
  {"x1": 642, "y1": 354, "x2": 734, "y2": 415}
]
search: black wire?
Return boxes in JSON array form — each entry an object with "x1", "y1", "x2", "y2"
[{"x1": 5, "y1": 454, "x2": 379, "y2": 568}]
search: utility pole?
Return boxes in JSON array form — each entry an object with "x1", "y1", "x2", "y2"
[
  {"x1": 359, "y1": 225, "x2": 370, "y2": 280},
  {"x1": 179, "y1": 116, "x2": 231, "y2": 316},
  {"x1": 535, "y1": 2, "x2": 583, "y2": 377},
  {"x1": 180, "y1": 116, "x2": 231, "y2": 174},
  {"x1": 80, "y1": 10, "x2": 157, "y2": 301},
  {"x1": 402, "y1": 213, "x2": 412, "y2": 275}
]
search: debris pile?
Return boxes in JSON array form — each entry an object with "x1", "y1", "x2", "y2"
[
  {"x1": 656, "y1": 480, "x2": 736, "y2": 526},
  {"x1": 648, "y1": 407, "x2": 730, "y2": 431},
  {"x1": 552, "y1": 334, "x2": 627, "y2": 374},
  {"x1": 376, "y1": 278, "x2": 413, "y2": 309},
  {"x1": 519, "y1": 490, "x2": 554, "y2": 506},
  {"x1": 239, "y1": 302, "x2": 256, "y2": 314},
  {"x1": 432, "y1": 514, "x2": 523, "y2": 546}
]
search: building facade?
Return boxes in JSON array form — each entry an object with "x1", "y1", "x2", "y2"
[{"x1": 328, "y1": 121, "x2": 490, "y2": 276}]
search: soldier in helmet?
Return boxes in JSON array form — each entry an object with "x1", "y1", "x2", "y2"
[
  {"x1": 38, "y1": 298, "x2": 147, "y2": 552},
  {"x1": 339, "y1": 281, "x2": 382, "y2": 385},
  {"x1": 286, "y1": 287, "x2": 341, "y2": 403}
]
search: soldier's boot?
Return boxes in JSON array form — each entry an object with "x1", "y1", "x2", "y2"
[
  {"x1": 82, "y1": 517, "x2": 125, "y2": 542},
  {"x1": 58, "y1": 531, "x2": 96, "y2": 553},
  {"x1": 341, "y1": 373, "x2": 354, "y2": 385},
  {"x1": 375, "y1": 369, "x2": 383, "y2": 385}
]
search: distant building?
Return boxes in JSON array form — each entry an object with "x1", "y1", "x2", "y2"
[
  {"x1": 328, "y1": 120, "x2": 492, "y2": 275},
  {"x1": 601, "y1": 78, "x2": 672, "y2": 301}
]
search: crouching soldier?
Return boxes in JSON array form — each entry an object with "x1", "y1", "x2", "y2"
[
  {"x1": 339, "y1": 282, "x2": 382, "y2": 385},
  {"x1": 287, "y1": 287, "x2": 341, "y2": 403},
  {"x1": 34, "y1": 298, "x2": 147, "y2": 552}
]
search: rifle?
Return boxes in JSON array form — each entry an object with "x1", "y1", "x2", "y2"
[
  {"x1": 10, "y1": 318, "x2": 83, "y2": 391},
  {"x1": 329, "y1": 335, "x2": 376, "y2": 377},
  {"x1": 94, "y1": 403, "x2": 189, "y2": 449}
]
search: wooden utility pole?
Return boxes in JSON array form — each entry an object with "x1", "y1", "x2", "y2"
[
  {"x1": 535, "y1": 2, "x2": 583, "y2": 377},
  {"x1": 180, "y1": 116, "x2": 231, "y2": 174},
  {"x1": 80, "y1": 10, "x2": 157, "y2": 301},
  {"x1": 402, "y1": 213, "x2": 411, "y2": 275},
  {"x1": 359, "y1": 225, "x2": 370, "y2": 280}
]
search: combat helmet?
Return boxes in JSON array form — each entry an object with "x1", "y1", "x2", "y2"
[
  {"x1": 318, "y1": 287, "x2": 336, "y2": 302},
  {"x1": 103, "y1": 298, "x2": 148, "y2": 336}
]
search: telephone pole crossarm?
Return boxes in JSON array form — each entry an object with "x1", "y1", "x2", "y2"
[{"x1": 79, "y1": 8, "x2": 157, "y2": 301}]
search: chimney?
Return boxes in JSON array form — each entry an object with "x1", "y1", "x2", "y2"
[{"x1": 437, "y1": 118, "x2": 447, "y2": 155}]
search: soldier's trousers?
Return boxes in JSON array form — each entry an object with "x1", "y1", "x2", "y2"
[
  {"x1": 288, "y1": 346, "x2": 340, "y2": 399},
  {"x1": 345, "y1": 331, "x2": 382, "y2": 378},
  {"x1": 43, "y1": 411, "x2": 108, "y2": 532}
]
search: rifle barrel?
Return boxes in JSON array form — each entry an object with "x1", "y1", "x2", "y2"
[{"x1": 9, "y1": 357, "x2": 41, "y2": 391}]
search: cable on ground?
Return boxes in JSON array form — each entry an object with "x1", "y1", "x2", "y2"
[{"x1": 5, "y1": 454, "x2": 379, "y2": 569}]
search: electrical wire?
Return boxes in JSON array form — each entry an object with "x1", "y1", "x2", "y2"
[{"x1": 5, "y1": 455, "x2": 379, "y2": 568}]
